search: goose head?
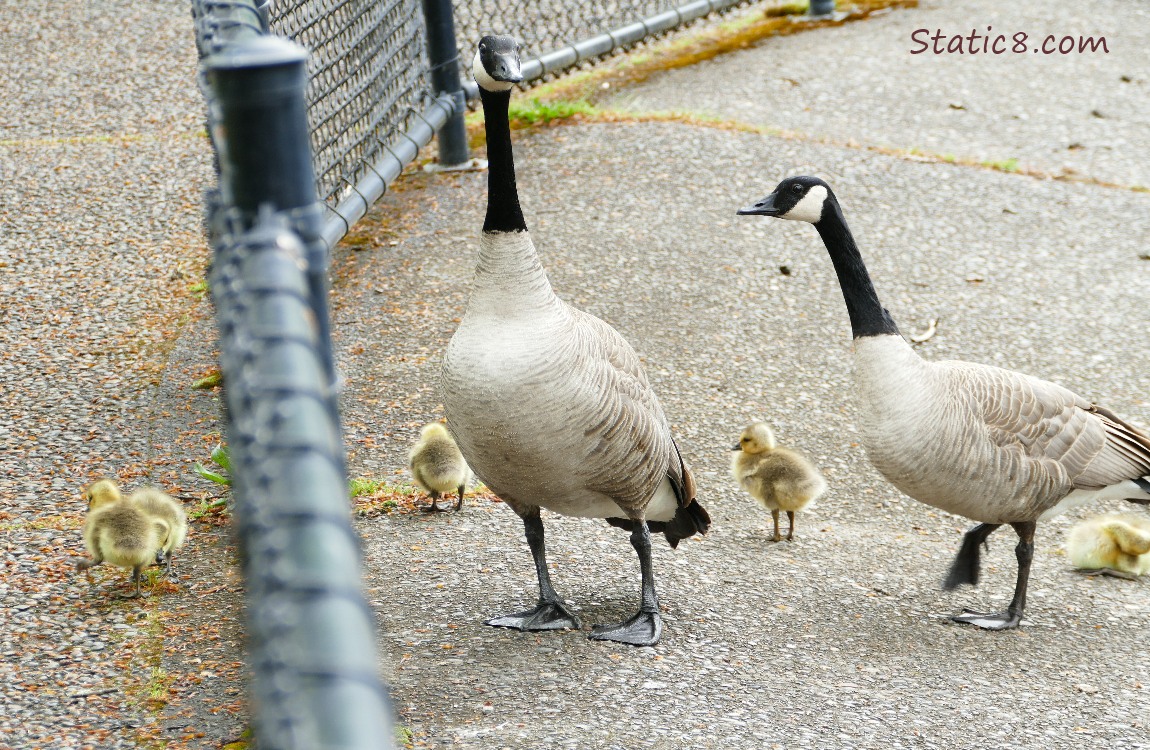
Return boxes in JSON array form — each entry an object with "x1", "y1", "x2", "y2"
[
  {"x1": 732, "y1": 422, "x2": 777, "y2": 454},
  {"x1": 85, "y1": 478, "x2": 122, "y2": 510},
  {"x1": 737, "y1": 176, "x2": 832, "y2": 224},
  {"x1": 473, "y1": 35, "x2": 524, "y2": 93},
  {"x1": 418, "y1": 422, "x2": 452, "y2": 443}
]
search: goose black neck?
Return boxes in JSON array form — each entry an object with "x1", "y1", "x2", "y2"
[
  {"x1": 815, "y1": 199, "x2": 900, "y2": 339},
  {"x1": 479, "y1": 88, "x2": 527, "y2": 234}
]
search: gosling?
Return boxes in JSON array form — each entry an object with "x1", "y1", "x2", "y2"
[
  {"x1": 731, "y1": 422, "x2": 828, "y2": 542},
  {"x1": 77, "y1": 479, "x2": 169, "y2": 598},
  {"x1": 130, "y1": 487, "x2": 188, "y2": 578},
  {"x1": 409, "y1": 422, "x2": 472, "y2": 512},
  {"x1": 1066, "y1": 513, "x2": 1150, "y2": 579}
]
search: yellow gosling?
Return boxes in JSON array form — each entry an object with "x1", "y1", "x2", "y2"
[
  {"x1": 1066, "y1": 513, "x2": 1150, "y2": 579},
  {"x1": 409, "y1": 423, "x2": 472, "y2": 512},
  {"x1": 731, "y1": 422, "x2": 827, "y2": 542},
  {"x1": 77, "y1": 479, "x2": 167, "y2": 599},
  {"x1": 130, "y1": 487, "x2": 188, "y2": 578}
]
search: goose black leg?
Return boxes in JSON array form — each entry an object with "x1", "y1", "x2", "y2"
[
  {"x1": 486, "y1": 510, "x2": 581, "y2": 632},
  {"x1": 589, "y1": 521, "x2": 663, "y2": 647},
  {"x1": 951, "y1": 521, "x2": 1035, "y2": 630},
  {"x1": 454, "y1": 483, "x2": 465, "y2": 512},
  {"x1": 943, "y1": 522, "x2": 1001, "y2": 590}
]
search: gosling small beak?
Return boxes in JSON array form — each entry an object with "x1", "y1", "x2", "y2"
[
  {"x1": 489, "y1": 50, "x2": 524, "y2": 83},
  {"x1": 737, "y1": 191, "x2": 780, "y2": 217},
  {"x1": 730, "y1": 443, "x2": 742, "y2": 451}
]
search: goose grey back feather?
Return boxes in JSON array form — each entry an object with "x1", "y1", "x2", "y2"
[
  {"x1": 855, "y1": 335, "x2": 1150, "y2": 524},
  {"x1": 441, "y1": 231, "x2": 694, "y2": 523}
]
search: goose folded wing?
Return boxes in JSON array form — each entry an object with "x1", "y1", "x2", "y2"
[
  {"x1": 569, "y1": 311, "x2": 688, "y2": 512},
  {"x1": 971, "y1": 364, "x2": 1150, "y2": 490}
]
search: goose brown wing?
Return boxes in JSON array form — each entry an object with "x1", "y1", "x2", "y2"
[
  {"x1": 569, "y1": 308, "x2": 678, "y2": 512},
  {"x1": 962, "y1": 363, "x2": 1150, "y2": 490}
]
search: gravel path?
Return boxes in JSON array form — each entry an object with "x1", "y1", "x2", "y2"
[
  {"x1": 3, "y1": 0, "x2": 1149, "y2": 748},
  {"x1": 0, "y1": 3, "x2": 243, "y2": 748},
  {"x1": 604, "y1": 0, "x2": 1150, "y2": 188},
  {"x1": 338, "y1": 1, "x2": 1150, "y2": 746}
]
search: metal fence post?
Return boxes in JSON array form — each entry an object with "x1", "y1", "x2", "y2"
[
  {"x1": 202, "y1": 29, "x2": 396, "y2": 750},
  {"x1": 421, "y1": 0, "x2": 470, "y2": 167},
  {"x1": 808, "y1": 0, "x2": 836, "y2": 17},
  {"x1": 205, "y1": 35, "x2": 339, "y2": 393}
]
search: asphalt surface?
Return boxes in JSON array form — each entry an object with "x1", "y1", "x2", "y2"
[
  {"x1": 3, "y1": 0, "x2": 1149, "y2": 748},
  {"x1": 341, "y1": 1, "x2": 1150, "y2": 747},
  {"x1": 0, "y1": 2, "x2": 241, "y2": 748}
]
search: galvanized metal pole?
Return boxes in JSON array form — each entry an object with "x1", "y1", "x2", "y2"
[
  {"x1": 421, "y1": 0, "x2": 470, "y2": 167},
  {"x1": 808, "y1": 0, "x2": 836, "y2": 17},
  {"x1": 205, "y1": 35, "x2": 338, "y2": 391}
]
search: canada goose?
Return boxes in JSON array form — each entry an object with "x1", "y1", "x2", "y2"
[
  {"x1": 130, "y1": 487, "x2": 188, "y2": 577},
  {"x1": 439, "y1": 35, "x2": 710, "y2": 647},
  {"x1": 77, "y1": 479, "x2": 168, "y2": 599},
  {"x1": 409, "y1": 422, "x2": 472, "y2": 512},
  {"x1": 1066, "y1": 513, "x2": 1150, "y2": 578},
  {"x1": 731, "y1": 422, "x2": 827, "y2": 541},
  {"x1": 738, "y1": 176, "x2": 1150, "y2": 630}
]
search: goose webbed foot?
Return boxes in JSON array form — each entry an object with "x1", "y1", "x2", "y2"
[
  {"x1": 485, "y1": 599, "x2": 582, "y2": 631},
  {"x1": 950, "y1": 608, "x2": 1022, "y2": 631},
  {"x1": 1075, "y1": 567, "x2": 1138, "y2": 580},
  {"x1": 588, "y1": 610, "x2": 662, "y2": 647},
  {"x1": 419, "y1": 495, "x2": 444, "y2": 513}
]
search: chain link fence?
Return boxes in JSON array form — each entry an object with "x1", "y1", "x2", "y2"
[
  {"x1": 190, "y1": 0, "x2": 754, "y2": 746},
  {"x1": 263, "y1": 0, "x2": 748, "y2": 248}
]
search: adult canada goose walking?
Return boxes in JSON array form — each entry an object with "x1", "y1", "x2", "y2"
[
  {"x1": 440, "y1": 35, "x2": 710, "y2": 646},
  {"x1": 738, "y1": 176, "x2": 1150, "y2": 630}
]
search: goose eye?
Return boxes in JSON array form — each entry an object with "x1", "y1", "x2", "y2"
[{"x1": 791, "y1": 183, "x2": 803, "y2": 193}]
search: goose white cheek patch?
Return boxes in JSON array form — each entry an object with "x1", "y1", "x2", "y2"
[
  {"x1": 472, "y1": 51, "x2": 515, "y2": 92},
  {"x1": 783, "y1": 185, "x2": 828, "y2": 223}
]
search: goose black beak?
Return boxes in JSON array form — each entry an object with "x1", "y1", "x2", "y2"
[
  {"x1": 489, "y1": 51, "x2": 524, "y2": 83},
  {"x1": 737, "y1": 192, "x2": 780, "y2": 217}
]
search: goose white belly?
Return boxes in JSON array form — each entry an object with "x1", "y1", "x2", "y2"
[{"x1": 442, "y1": 312, "x2": 676, "y2": 521}]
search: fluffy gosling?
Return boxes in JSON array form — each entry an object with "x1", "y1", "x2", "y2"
[
  {"x1": 77, "y1": 479, "x2": 168, "y2": 598},
  {"x1": 1066, "y1": 513, "x2": 1150, "y2": 579},
  {"x1": 130, "y1": 487, "x2": 188, "y2": 578},
  {"x1": 731, "y1": 422, "x2": 828, "y2": 542},
  {"x1": 409, "y1": 422, "x2": 472, "y2": 512}
]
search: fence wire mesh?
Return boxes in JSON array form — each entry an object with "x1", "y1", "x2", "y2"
[
  {"x1": 454, "y1": 0, "x2": 694, "y2": 71},
  {"x1": 268, "y1": 0, "x2": 433, "y2": 207},
  {"x1": 263, "y1": 0, "x2": 747, "y2": 242}
]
